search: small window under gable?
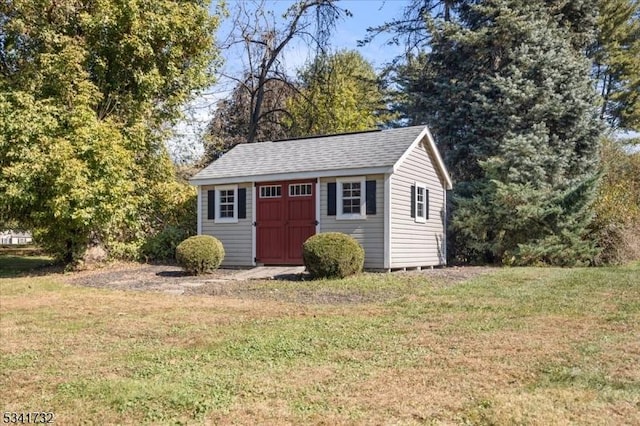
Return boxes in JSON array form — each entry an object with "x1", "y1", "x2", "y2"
[
  {"x1": 215, "y1": 185, "x2": 238, "y2": 223},
  {"x1": 337, "y1": 177, "x2": 366, "y2": 220},
  {"x1": 413, "y1": 183, "x2": 428, "y2": 223}
]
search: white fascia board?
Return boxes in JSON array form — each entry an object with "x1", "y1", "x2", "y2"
[
  {"x1": 189, "y1": 166, "x2": 392, "y2": 186},
  {"x1": 392, "y1": 126, "x2": 453, "y2": 190}
]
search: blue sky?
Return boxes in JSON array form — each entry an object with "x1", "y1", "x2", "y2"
[
  {"x1": 170, "y1": 0, "x2": 411, "y2": 162},
  {"x1": 215, "y1": 0, "x2": 410, "y2": 83}
]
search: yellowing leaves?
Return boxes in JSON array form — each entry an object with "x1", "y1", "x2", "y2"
[{"x1": 287, "y1": 50, "x2": 393, "y2": 136}]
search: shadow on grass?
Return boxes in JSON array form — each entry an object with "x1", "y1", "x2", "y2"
[
  {"x1": 0, "y1": 255, "x2": 61, "y2": 278},
  {"x1": 272, "y1": 272, "x2": 310, "y2": 281},
  {"x1": 156, "y1": 270, "x2": 191, "y2": 278}
]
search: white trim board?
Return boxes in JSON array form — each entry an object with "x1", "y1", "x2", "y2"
[
  {"x1": 196, "y1": 186, "x2": 202, "y2": 235},
  {"x1": 190, "y1": 166, "x2": 391, "y2": 186},
  {"x1": 383, "y1": 173, "x2": 391, "y2": 269},
  {"x1": 251, "y1": 183, "x2": 256, "y2": 266},
  {"x1": 392, "y1": 127, "x2": 453, "y2": 190}
]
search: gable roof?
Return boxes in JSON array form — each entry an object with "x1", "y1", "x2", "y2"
[{"x1": 191, "y1": 125, "x2": 452, "y2": 189}]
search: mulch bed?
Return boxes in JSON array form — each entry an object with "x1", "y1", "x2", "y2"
[{"x1": 62, "y1": 262, "x2": 495, "y2": 304}]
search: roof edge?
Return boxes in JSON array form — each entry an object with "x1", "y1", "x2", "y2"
[
  {"x1": 189, "y1": 166, "x2": 393, "y2": 186},
  {"x1": 271, "y1": 128, "x2": 382, "y2": 143},
  {"x1": 392, "y1": 125, "x2": 453, "y2": 190}
]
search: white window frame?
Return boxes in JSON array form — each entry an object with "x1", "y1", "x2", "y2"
[
  {"x1": 337, "y1": 176, "x2": 366, "y2": 220},
  {"x1": 259, "y1": 185, "x2": 282, "y2": 198},
  {"x1": 215, "y1": 184, "x2": 238, "y2": 223},
  {"x1": 289, "y1": 183, "x2": 313, "y2": 197},
  {"x1": 415, "y1": 182, "x2": 427, "y2": 223}
]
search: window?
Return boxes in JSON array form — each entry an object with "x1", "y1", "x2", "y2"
[
  {"x1": 215, "y1": 185, "x2": 238, "y2": 223},
  {"x1": 414, "y1": 183, "x2": 428, "y2": 223},
  {"x1": 260, "y1": 185, "x2": 281, "y2": 198},
  {"x1": 219, "y1": 190, "x2": 235, "y2": 218},
  {"x1": 289, "y1": 183, "x2": 312, "y2": 197},
  {"x1": 337, "y1": 177, "x2": 366, "y2": 220}
]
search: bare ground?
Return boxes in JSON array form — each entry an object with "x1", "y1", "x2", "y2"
[{"x1": 63, "y1": 262, "x2": 495, "y2": 304}]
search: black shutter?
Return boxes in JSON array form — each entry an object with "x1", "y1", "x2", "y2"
[
  {"x1": 207, "y1": 190, "x2": 215, "y2": 220},
  {"x1": 327, "y1": 182, "x2": 337, "y2": 216},
  {"x1": 410, "y1": 185, "x2": 416, "y2": 218},
  {"x1": 425, "y1": 189, "x2": 429, "y2": 220},
  {"x1": 238, "y1": 188, "x2": 246, "y2": 219},
  {"x1": 366, "y1": 180, "x2": 376, "y2": 215}
]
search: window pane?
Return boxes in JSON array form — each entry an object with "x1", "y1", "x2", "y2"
[
  {"x1": 341, "y1": 181, "x2": 363, "y2": 216},
  {"x1": 260, "y1": 185, "x2": 281, "y2": 198},
  {"x1": 220, "y1": 204, "x2": 233, "y2": 218},
  {"x1": 219, "y1": 188, "x2": 235, "y2": 218},
  {"x1": 415, "y1": 186, "x2": 427, "y2": 219}
]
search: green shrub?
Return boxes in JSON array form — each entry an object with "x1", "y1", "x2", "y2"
[
  {"x1": 104, "y1": 240, "x2": 143, "y2": 261},
  {"x1": 142, "y1": 225, "x2": 191, "y2": 262},
  {"x1": 104, "y1": 180, "x2": 197, "y2": 262},
  {"x1": 302, "y1": 232, "x2": 364, "y2": 278},
  {"x1": 591, "y1": 139, "x2": 640, "y2": 264},
  {"x1": 175, "y1": 235, "x2": 225, "y2": 275}
]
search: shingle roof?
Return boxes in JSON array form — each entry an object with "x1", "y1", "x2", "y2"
[{"x1": 191, "y1": 126, "x2": 428, "y2": 182}]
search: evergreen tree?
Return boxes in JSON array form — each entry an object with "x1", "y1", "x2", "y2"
[
  {"x1": 415, "y1": 0, "x2": 602, "y2": 264},
  {"x1": 592, "y1": 0, "x2": 640, "y2": 130}
]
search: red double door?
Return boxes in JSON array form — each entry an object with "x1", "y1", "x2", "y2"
[{"x1": 256, "y1": 180, "x2": 316, "y2": 265}]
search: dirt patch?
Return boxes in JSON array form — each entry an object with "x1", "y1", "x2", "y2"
[
  {"x1": 64, "y1": 262, "x2": 495, "y2": 303},
  {"x1": 64, "y1": 262, "x2": 237, "y2": 292}
]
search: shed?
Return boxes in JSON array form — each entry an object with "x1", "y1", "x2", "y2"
[{"x1": 189, "y1": 125, "x2": 453, "y2": 270}]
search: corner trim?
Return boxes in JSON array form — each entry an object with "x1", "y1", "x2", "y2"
[
  {"x1": 384, "y1": 173, "x2": 391, "y2": 269},
  {"x1": 443, "y1": 188, "x2": 448, "y2": 266},
  {"x1": 315, "y1": 179, "x2": 321, "y2": 234},
  {"x1": 251, "y1": 183, "x2": 257, "y2": 266},
  {"x1": 196, "y1": 186, "x2": 202, "y2": 235}
]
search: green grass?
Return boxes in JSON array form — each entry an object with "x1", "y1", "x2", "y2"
[
  {"x1": 0, "y1": 255, "x2": 55, "y2": 277},
  {"x1": 1, "y1": 262, "x2": 638, "y2": 424}
]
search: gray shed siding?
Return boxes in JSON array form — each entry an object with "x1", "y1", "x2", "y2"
[
  {"x1": 200, "y1": 184, "x2": 254, "y2": 266},
  {"x1": 390, "y1": 141, "x2": 446, "y2": 267},
  {"x1": 319, "y1": 175, "x2": 385, "y2": 269}
]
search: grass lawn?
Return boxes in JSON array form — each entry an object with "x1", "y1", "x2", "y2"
[
  {"x1": 0, "y1": 255, "x2": 56, "y2": 278},
  {"x1": 1, "y1": 262, "x2": 638, "y2": 424}
]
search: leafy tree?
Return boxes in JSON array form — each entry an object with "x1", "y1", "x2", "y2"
[
  {"x1": 412, "y1": 0, "x2": 603, "y2": 265},
  {"x1": 202, "y1": 77, "x2": 296, "y2": 162},
  {"x1": 591, "y1": 137, "x2": 640, "y2": 264},
  {"x1": 0, "y1": 0, "x2": 220, "y2": 262},
  {"x1": 208, "y1": 0, "x2": 349, "y2": 150},
  {"x1": 287, "y1": 50, "x2": 391, "y2": 136},
  {"x1": 592, "y1": 0, "x2": 640, "y2": 131}
]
